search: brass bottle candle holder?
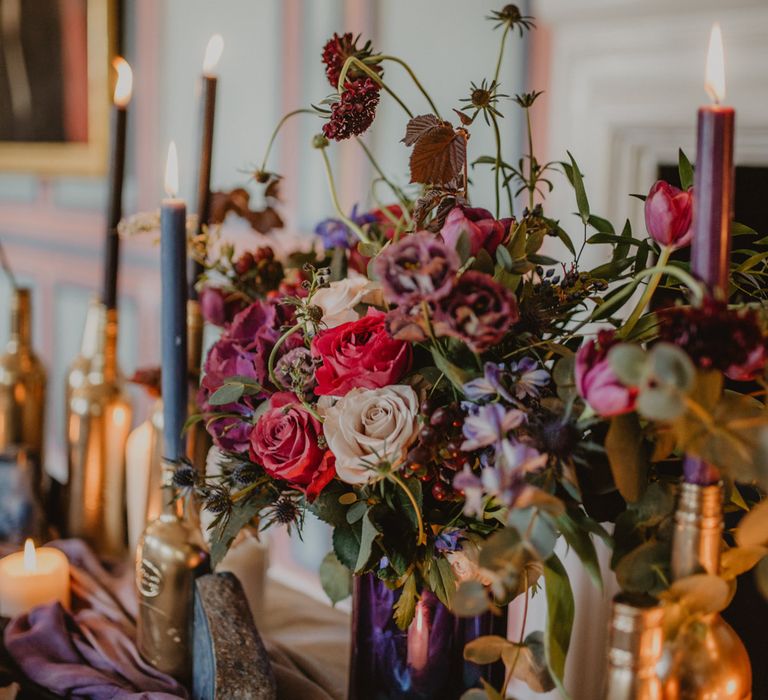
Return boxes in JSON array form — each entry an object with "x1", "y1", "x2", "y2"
[
  {"x1": 65, "y1": 300, "x2": 132, "y2": 557},
  {"x1": 136, "y1": 460, "x2": 208, "y2": 684},
  {"x1": 664, "y1": 481, "x2": 752, "y2": 700},
  {"x1": 604, "y1": 594, "x2": 664, "y2": 700},
  {"x1": 186, "y1": 298, "x2": 211, "y2": 472},
  {"x1": 0, "y1": 287, "x2": 47, "y2": 496}
]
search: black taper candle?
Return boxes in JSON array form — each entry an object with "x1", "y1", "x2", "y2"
[
  {"x1": 189, "y1": 75, "x2": 218, "y2": 301},
  {"x1": 161, "y1": 182, "x2": 189, "y2": 462}
]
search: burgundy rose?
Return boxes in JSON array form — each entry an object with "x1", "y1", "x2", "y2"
[
  {"x1": 374, "y1": 232, "x2": 459, "y2": 305},
  {"x1": 312, "y1": 309, "x2": 412, "y2": 397},
  {"x1": 250, "y1": 392, "x2": 326, "y2": 486},
  {"x1": 306, "y1": 451, "x2": 337, "y2": 502},
  {"x1": 440, "y1": 206, "x2": 512, "y2": 256},
  {"x1": 199, "y1": 287, "x2": 247, "y2": 327},
  {"x1": 432, "y1": 271, "x2": 518, "y2": 353},
  {"x1": 575, "y1": 330, "x2": 637, "y2": 416},
  {"x1": 644, "y1": 180, "x2": 693, "y2": 249}
]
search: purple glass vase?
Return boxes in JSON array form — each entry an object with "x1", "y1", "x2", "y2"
[{"x1": 348, "y1": 574, "x2": 507, "y2": 700}]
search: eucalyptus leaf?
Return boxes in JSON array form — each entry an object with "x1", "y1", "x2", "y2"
[
  {"x1": 208, "y1": 382, "x2": 245, "y2": 406},
  {"x1": 605, "y1": 413, "x2": 649, "y2": 503},
  {"x1": 660, "y1": 574, "x2": 730, "y2": 615},
  {"x1": 319, "y1": 551, "x2": 352, "y2": 605},
  {"x1": 608, "y1": 344, "x2": 647, "y2": 387},
  {"x1": 454, "y1": 580, "x2": 490, "y2": 617},
  {"x1": 615, "y1": 540, "x2": 670, "y2": 594},
  {"x1": 355, "y1": 510, "x2": 380, "y2": 572},
  {"x1": 463, "y1": 635, "x2": 511, "y2": 665},
  {"x1": 720, "y1": 545, "x2": 768, "y2": 580},
  {"x1": 510, "y1": 631, "x2": 556, "y2": 693}
]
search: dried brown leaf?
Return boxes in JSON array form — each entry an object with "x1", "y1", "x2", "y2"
[
  {"x1": 402, "y1": 114, "x2": 441, "y2": 146},
  {"x1": 409, "y1": 125, "x2": 466, "y2": 185}
]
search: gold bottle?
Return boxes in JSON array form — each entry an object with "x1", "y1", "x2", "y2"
[
  {"x1": 0, "y1": 287, "x2": 46, "y2": 494},
  {"x1": 604, "y1": 594, "x2": 664, "y2": 700},
  {"x1": 664, "y1": 482, "x2": 752, "y2": 699},
  {"x1": 136, "y1": 460, "x2": 208, "y2": 684},
  {"x1": 65, "y1": 301, "x2": 132, "y2": 557}
]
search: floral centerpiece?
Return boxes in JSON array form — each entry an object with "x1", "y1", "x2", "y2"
[{"x1": 178, "y1": 6, "x2": 768, "y2": 699}]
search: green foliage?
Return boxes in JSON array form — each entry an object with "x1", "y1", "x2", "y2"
[
  {"x1": 543, "y1": 554, "x2": 574, "y2": 699},
  {"x1": 605, "y1": 413, "x2": 650, "y2": 503},
  {"x1": 393, "y1": 572, "x2": 419, "y2": 629},
  {"x1": 319, "y1": 551, "x2": 352, "y2": 604}
]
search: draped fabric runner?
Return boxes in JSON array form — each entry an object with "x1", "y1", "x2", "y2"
[{"x1": 1, "y1": 540, "x2": 350, "y2": 699}]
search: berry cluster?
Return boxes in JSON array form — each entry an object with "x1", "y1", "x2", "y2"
[{"x1": 233, "y1": 246, "x2": 284, "y2": 296}]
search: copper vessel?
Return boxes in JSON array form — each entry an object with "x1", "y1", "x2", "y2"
[
  {"x1": 65, "y1": 300, "x2": 132, "y2": 557},
  {"x1": 0, "y1": 288, "x2": 46, "y2": 495},
  {"x1": 604, "y1": 594, "x2": 664, "y2": 700},
  {"x1": 136, "y1": 460, "x2": 208, "y2": 684},
  {"x1": 664, "y1": 482, "x2": 752, "y2": 700}
]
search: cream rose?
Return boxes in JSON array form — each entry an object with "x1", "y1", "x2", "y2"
[
  {"x1": 323, "y1": 385, "x2": 419, "y2": 484},
  {"x1": 312, "y1": 275, "x2": 381, "y2": 329}
]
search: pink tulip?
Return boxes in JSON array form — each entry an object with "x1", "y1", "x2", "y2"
[
  {"x1": 575, "y1": 331, "x2": 637, "y2": 416},
  {"x1": 440, "y1": 206, "x2": 512, "y2": 257},
  {"x1": 644, "y1": 180, "x2": 693, "y2": 249}
]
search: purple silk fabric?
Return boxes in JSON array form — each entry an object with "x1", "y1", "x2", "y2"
[{"x1": 3, "y1": 539, "x2": 187, "y2": 699}]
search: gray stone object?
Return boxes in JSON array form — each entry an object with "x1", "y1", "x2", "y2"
[{"x1": 192, "y1": 572, "x2": 277, "y2": 700}]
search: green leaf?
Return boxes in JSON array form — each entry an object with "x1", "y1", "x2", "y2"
[
  {"x1": 566, "y1": 151, "x2": 590, "y2": 224},
  {"x1": 614, "y1": 219, "x2": 633, "y2": 261},
  {"x1": 332, "y1": 522, "x2": 361, "y2": 570},
  {"x1": 608, "y1": 344, "x2": 647, "y2": 386},
  {"x1": 590, "y1": 280, "x2": 639, "y2": 321},
  {"x1": 507, "y1": 220, "x2": 528, "y2": 259},
  {"x1": 431, "y1": 348, "x2": 475, "y2": 392},
  {"x1": 732, "y1": 221, "x2": 758, "y2": 237},
  {"x1": 496, "y1": 244, "x2": 513, "y2": 271},
  {"x1": 319, "y1": 551, "x2": 352, "y2": 605},
  {"x1": 587, "y1": 214, "x2": 614, "y2": 234},
  {"x1": 552, "y1": 354, "x2": 576, "y2": 403},
  {"x1": 429, "y1": 556, "x2": 457, "y2": 609},
  {"x1": 393, "y1": 573, "x2": 419, "y2": 629},
  {"x1": 457, "y1": 230, "x2": 473, "y2": 263},
  {"x1": 614, "y1": 540, "x2": 670, "y2": 594},
  {"x1": 210, "y1": 497, "x2": 263, "y2": 569},
  {"x1": 649, "y1": 343, "x2": 696, "y2": 392},
  {"x1": 543, "y1": 554, "x2": 574, "y2": 700},
  {"x1": 511, "y1": 631, "x2": 556, "y2": 693},
  {"x1": 555, "y1": 225, "x2": 576, "y2": 256},
  {"x1": 605, "y1": 413, "x2": 649, "y2": 503},
  {"x1": 509, "y1": 508, "x2": 557, "y2": 560},
  {"x1": 355, "y1": 510, "x2": 380, "y2": 572},
  {"x1": 454, "y1": 580, "x2": 490, "y2": 617},
  {"x1": 208, "y1": 382, "x2": 245, "y2": 406},
  {"x1": 678, "y1": 148, "x2": 694, "y2": 190},
  {"x1": 346, "y1": 500, "x2": 368, "y2": 524},
  {"x1": 660, "y1": 573, "x2": 730, "y2": 615},
  {"x1": 463, "y1": 635, "x2": 511, "y2": 665},
  {"x1": 556, "y1": 511, "x2": 603, "y2": 591},
  {"x1": 720, "y1": 545, "x2": 768, "y2": 580}
]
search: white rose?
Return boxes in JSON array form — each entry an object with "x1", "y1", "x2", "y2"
[
  {"x1": 323, "y1": 385, "x2": 419, "y2": 484},
  {"x1": 312, "y1": 275, "x2": 381, "y2": 329}
]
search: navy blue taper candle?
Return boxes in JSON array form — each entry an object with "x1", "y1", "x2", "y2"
[{"x1": 161, "y1": 142, "x2": 188, "y2": 462}]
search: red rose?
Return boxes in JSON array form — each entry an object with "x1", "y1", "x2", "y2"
[
  {"x1": 306, "y1": 451, "x2": 337, "y2": 502},
  {"x1": 250, "y1": 392, "x2": 325, "y2": 486},
  {"x1": 312, "y1": 309, "x2": 412, "y2": 397}
]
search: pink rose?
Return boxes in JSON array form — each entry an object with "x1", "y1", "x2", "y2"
[
  {"x1": 644, "y1": 181, "x2": 693, "y2": 249},
  {"x1": 312, "y1": 309, "x2": 412, "y2": 397},
  {"x1": 575, "y1": 330, "x2": 637, "y2": 416},
  {"x1": 250, "y1": 392, "x2": 325, "y2": 486},
  {"x1": 440, "y1": 206, "x2": 512, "y2": 256}
]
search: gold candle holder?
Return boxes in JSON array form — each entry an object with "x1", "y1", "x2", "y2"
[
  {"x1": 64, "y1": 300, "x2": 132, "y2": 557},
  {"x1": 604, "y1": 594, "x2": 664, "y2": 700},
  {"x1": 664, "y1": 482, "x2": 752, "y2": 699},
  {"x1": 136, "y1": 460, "x2": 208, "y2": 684},
  {"x1": 0, "y1": 288, "x2": 46, "y2": 496}
]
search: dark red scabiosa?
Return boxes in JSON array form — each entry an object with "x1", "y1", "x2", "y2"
[
  {"x1": 322, "y1": 78, "x2": 381, "y2": 141},
  {"x1": 432, "y1": 271, "x2": 519, "y2": 353},
  {"x1": 658, "y1": 298, "x2": 767, "y2": 380},
  {"x1": 321, "y1": 33, "x2": 380, "y2": 88}
]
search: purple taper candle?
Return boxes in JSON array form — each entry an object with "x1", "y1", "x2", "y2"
[
  {"x1": 102, "y1": 58, "x2": 132, "y2": 310},
  {"x1": 189, "y1": 34, "x2": 223, "y2": 301},
  {"x1": 685, "y1": 23, "x2": 735, "y2": 486},
  {"x1": 160, "y1": 142, "x2": 188, "y2": 462}
]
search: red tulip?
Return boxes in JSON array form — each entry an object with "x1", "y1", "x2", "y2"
[{"x1": 644, "y1": 181, "x2": 693, "y2": 249}]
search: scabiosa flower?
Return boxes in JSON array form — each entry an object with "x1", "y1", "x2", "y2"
[
  {"x1": 374, "y1": 231, "x2": 459, "y2": 305},
  {"x1": 322, "y1": 78, "x2": 381, "y2": 141},
  {"x1": 658, "y1": 298, "x2": 766, "y2": 378},
  {"x1": 274, "y1": 346, "x2": 317, "y2": 400},
  {"x1": 432, "y1": 271, "x2": 519, "y2": 353},
  {"x1": 464, "y1": 358, "x2": 550, "y2": 402},
  {"x1": 461, "y1": 403, "x2": 525, "y2": 451},
  {"x1": 321, "y1": 33, "x2": 380, "y2": 88}
]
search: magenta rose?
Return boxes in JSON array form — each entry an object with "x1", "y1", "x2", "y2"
[
  {"x1": 250, "y1": 392, "x2": 326, "y2": 486},
  {"x1": 575, "y1": 330, "x2": 637, "y2": 416},
  {"x1": 644, "y1": 181, "x2": 693, "y2": 249},
  {"x1": 440, "y1": 206, "x2": 512, "y2": 256},
  {"x1": 312, "y1": 308, "x2": 412, "y2": 396},
  {"x1": 432, "y1": 271, "x2": 518, "y2": 353}
]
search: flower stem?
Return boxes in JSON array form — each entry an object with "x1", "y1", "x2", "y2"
[
  {"x1": 501, "y1": 568, "x2": 529, "y2": 697},
  {"x1": 0, "y1": 239, "x2": 18, "y2": 290},
  {"x1": 389, "y1": 472, "x2": 426, "y2": 546},
  {"x1": 319, "y1": 146, "x2": 371, "y2": 244},
  {"x1": 355, "y1": 137, "x2": 412, "y2": 222},
  {"x1": 267, "y1": 323, "x2": 303, "y2": 389},
  {"x1": 376, "y1": 55, "x2": 441, "y2": 119},
  {"x1": 490, "y1": 112, "x2": 503, "y2": 219},
  {"x1": 525, "y1": 107, "x2": 535, "y2": 211},
  {"x1": 621, "y1": 246, "x2": 674, "y2": 337},
  {"x1": 337, "y1": 56, "x2": 414, "y2": 119},
  {"x1": 493, "y1": 25, "x2": 511, "y2": 85},
  {"x1": 259, "y1": 108, "x2": 317, "y2": 174}
]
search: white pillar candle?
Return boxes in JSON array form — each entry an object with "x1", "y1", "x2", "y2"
[{"x1": 0, "y1": 540, "x2": 70, "y2": 617}]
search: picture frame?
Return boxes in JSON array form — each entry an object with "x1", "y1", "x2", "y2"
[{"x1": 0, "y1": 0, "x2": 117, "y2": 176}]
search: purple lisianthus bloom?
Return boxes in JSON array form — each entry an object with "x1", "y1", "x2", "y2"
[
  {"x1": 461, "y1": 403, "x2": 525, "y2": 451},
  {"x1": 434, "y1": 529, "x2": 463, "y2": 553},
  {"x1": 465, "y1": 359, "x2": 550, "y2": 402},
  {"x1": 374, "y1": 231, "x2": 459, "y2": 305},
  {"x1": 315, "y1": 205, "x2": 377, "y2": 249},
  {"x1": 454, "y1": 466, "x2": 484, "y2": 518},
  {"x1": 432, "y1": 271, "x2": 519, "y2": 354}
]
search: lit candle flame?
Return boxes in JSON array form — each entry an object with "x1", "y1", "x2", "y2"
[
  {"x1": 705, "y1": 23, "x2": 725, "y2": 104},
  {"x1": 164, "y1": 141, "x2": 179, "y2": 198},
  {"x1": 203, "y1": 34, "x2": 224, "y2": 76},
  {"x1": 113, "y1": 57, "x2": 133, "y2": 107},
  {"x1": 23, "y1": 538, "x2": 37, "y2": 572}
]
